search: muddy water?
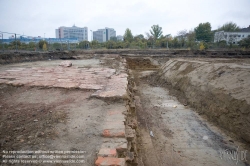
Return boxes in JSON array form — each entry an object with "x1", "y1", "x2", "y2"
[{"x1": 136, "y1": 81, "x2": 249, "y2": 166}]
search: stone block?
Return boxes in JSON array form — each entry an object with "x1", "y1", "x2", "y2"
[
  {"x1": 95, "y1": 157, "x2": 126, "y2": 166},
  {"x1": 98, "y1": 148, "x2": 117, "y2": 157}
]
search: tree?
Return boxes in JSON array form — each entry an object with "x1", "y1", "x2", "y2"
[
  {"x1": 110, "y1": 36, "x2": 117, "y2": 41},
  {"x1": 28, "y1": 42, "x2": 36, "y2": 49},
  {"x1": 10, "y1": 40, "x2": 21, "y2": 47},
  {"x1": 217, "y1": 22, "x2": 240, "y2": 32},
  {"x1": 194, "y1": 22, "x2": 212, "y2": 42},
  {"x1": 150, "y1": 25, "x2": 163, "y2": 40},
  {"x1": 79, "y1": 40, "x2": 90, "y2": 49},
  {"x1": 171, "y1": 37, "x2": 181, "y2": 48},
  {"x1": 38, "y1": 40, "x2": 48, "y2": 49},
  {"x1": 134, "y1": 34, "x2": 144, "y2": 42},
  {"x1": 199, "y1": 42, "x2": 205, "y2": 50},
  {"x1": 186, "y1": 30, "x2": 196, "y2": 48},
  {"x1": 123, "y1": 28, "x2": 133, "y2": 43},
  {"x1": 145, "y1": 32, "x2": 152, "y2": 39},
  {"x1": 105, "y1": 40, "x2": 116, "y2": 49},
  {"x1": 238, "y1": 37, "x2": 250, "y2": 48},
  {"x1": 53, "y1": 43, "x2": 61, "y2": 50},
  {"x1": 43, "y1": 43, "x2": 47, "y2": 51},
  {"x1": 177, "y1": 30, "x2": 187, "y2": 47},
  {"x1": 90, "y1": 40, "x2": 99, "y2": 49}
]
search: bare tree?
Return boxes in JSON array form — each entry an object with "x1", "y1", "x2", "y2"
[{"x1": 177, "y1": 29, "x2": 187, "y2": 47}]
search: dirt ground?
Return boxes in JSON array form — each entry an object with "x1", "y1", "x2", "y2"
[
  {"x1": 0, "y1": 83, "x2": 127, "y2": 166},
  {"x1": 133, "y1": 70, "x2": 250, "y2": 166},
  {"x1": 0, "y1": 57, "x2": 128, "y2": 166},
  {"x1": 1, "y1": 55, "x2": 250, "y2": 166}
]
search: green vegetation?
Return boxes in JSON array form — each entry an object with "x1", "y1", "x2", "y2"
[
  {"x1": 38, "y1": 40, "x2": 48, "y2": 49},
  {"x1": 238, "y1": 37, "x2": 250, "y2": 48},
  {"x1": 43, "y1": 43, "x2": 47, "y2": 51},
  {"x1": 1, "y1": 22, "x2": 248, "y2": 51},
  {"x1": 194, "y1": 22, "x2": 213, "y2": 42},
  {"x1": 150, "y1": 25, "x2": 163, "y2": 40},
  {"x1": 217, "y1": 22, "x2": 240, "y2": 32},
  {"x1": 123, "y1": 28, "x2": 133, "y2": 43}
]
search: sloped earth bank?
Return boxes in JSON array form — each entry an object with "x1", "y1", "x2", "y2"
[
  {"x1": 154, "y1": 58, "x2": 250, "y2": 143},
  {"x1": 126, "y1": 57, "x2": 250, "y2": 166}
]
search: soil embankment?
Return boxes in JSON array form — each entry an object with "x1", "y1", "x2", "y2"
[
  {"x1": 150, "y1": 58, "x2": 250, "y2": 143},
  {"x1": 0, "y1": 51, "x2": 77, "y2": 64},
  {"x1": 1, "y1": 49, "x2": 250, "y2": 65}
]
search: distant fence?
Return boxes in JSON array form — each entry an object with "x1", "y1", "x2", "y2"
[{"x1": 0, "y1": 31, "x2": 84, "y2": 52}]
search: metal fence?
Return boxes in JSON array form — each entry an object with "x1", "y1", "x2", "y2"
[
  {"x1": 0, "y1": 31, "x2": 80, "y2": 52},
  {"x1": 1, "y1": 31, "x2": 248, "y2": 52}
]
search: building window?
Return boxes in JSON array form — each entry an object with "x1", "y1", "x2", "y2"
[
  {"x1": 238, "y1": 35, "x2": 241, "y2": 37},
  {"x1": 243, "y1": 35, "x2": 244, "y2": 37}
]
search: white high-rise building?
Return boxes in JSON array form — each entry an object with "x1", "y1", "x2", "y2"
[
  {"x1": 55, "y1": 25, "x2": 88, "y2": 41},
  {"x1": 93, "y1": 29, "x2": 106, "y2": 42},
  {"x1": 93, "y1": 27, "x2": 116, "y2": 42}
]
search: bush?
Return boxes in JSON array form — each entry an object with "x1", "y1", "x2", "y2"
[{"x1": 38, "y1": 40, "x2": 48, "y2": 49}]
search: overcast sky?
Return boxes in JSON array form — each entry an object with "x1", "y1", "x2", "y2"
[{"x1": 0, "y1": 0, "x2": 250, "y2": 40}]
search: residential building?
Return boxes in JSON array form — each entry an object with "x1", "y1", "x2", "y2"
[
  {"x1": 55, "y1": 25, "x2": 88, "y2": 41},
  {"x1": 214, "y1": 25, "x2": 250, "y2": 44},
  {"x1": 93, "y1": 27, "x2": 116, "y2": 42}
]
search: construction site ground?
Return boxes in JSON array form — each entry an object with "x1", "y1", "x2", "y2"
[{"x1": 0, "y1": 52, "x2": 250, "y2": 166}]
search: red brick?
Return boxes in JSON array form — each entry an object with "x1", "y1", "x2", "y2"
[
  {"x1": 102, "y1": 129, "x2": 125, "y2": 138},
  {"x1": 95, "y1": 157, "x2": 125, "y2": 166}
]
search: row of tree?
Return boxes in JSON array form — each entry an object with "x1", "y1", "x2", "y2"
[
  {"x1": 0, "y1": 40, "x2": 79, "y2": 51},
  {"x1": 85, "y1": 22, "x2": 249, "y2": 50},
  {"x1": 1, "y1": 22, "x2": 249, "y2": 51}
]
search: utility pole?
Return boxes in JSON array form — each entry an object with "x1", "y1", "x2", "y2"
[
  {"x1": 15, "y1": 33, "x2": 17, "y2": 51},
  {"x1": 90, "y1": 30, "x2": 92, "y2": 41},
  {"x1": 166, "y1": 34, "x2": 170, "y2": 50},
  {"x1": 0, "y1": 33, "x2": 3, "y2": 51}
]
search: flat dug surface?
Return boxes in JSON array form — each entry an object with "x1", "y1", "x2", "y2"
[{"x1": 0, "y1": 84, "x2": 126, "y2": 165}]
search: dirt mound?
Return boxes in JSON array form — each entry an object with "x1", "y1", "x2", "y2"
[
  {"x1": 0, "y1": 51, "x2": 76, "y2": 65},
  {"x1": 126, "y1": 57, "x2": 159, "y2": 70}
]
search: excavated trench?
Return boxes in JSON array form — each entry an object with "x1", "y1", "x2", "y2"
[{"x1": 126, "y1": 57, "x2": 250, "y2": 166}]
